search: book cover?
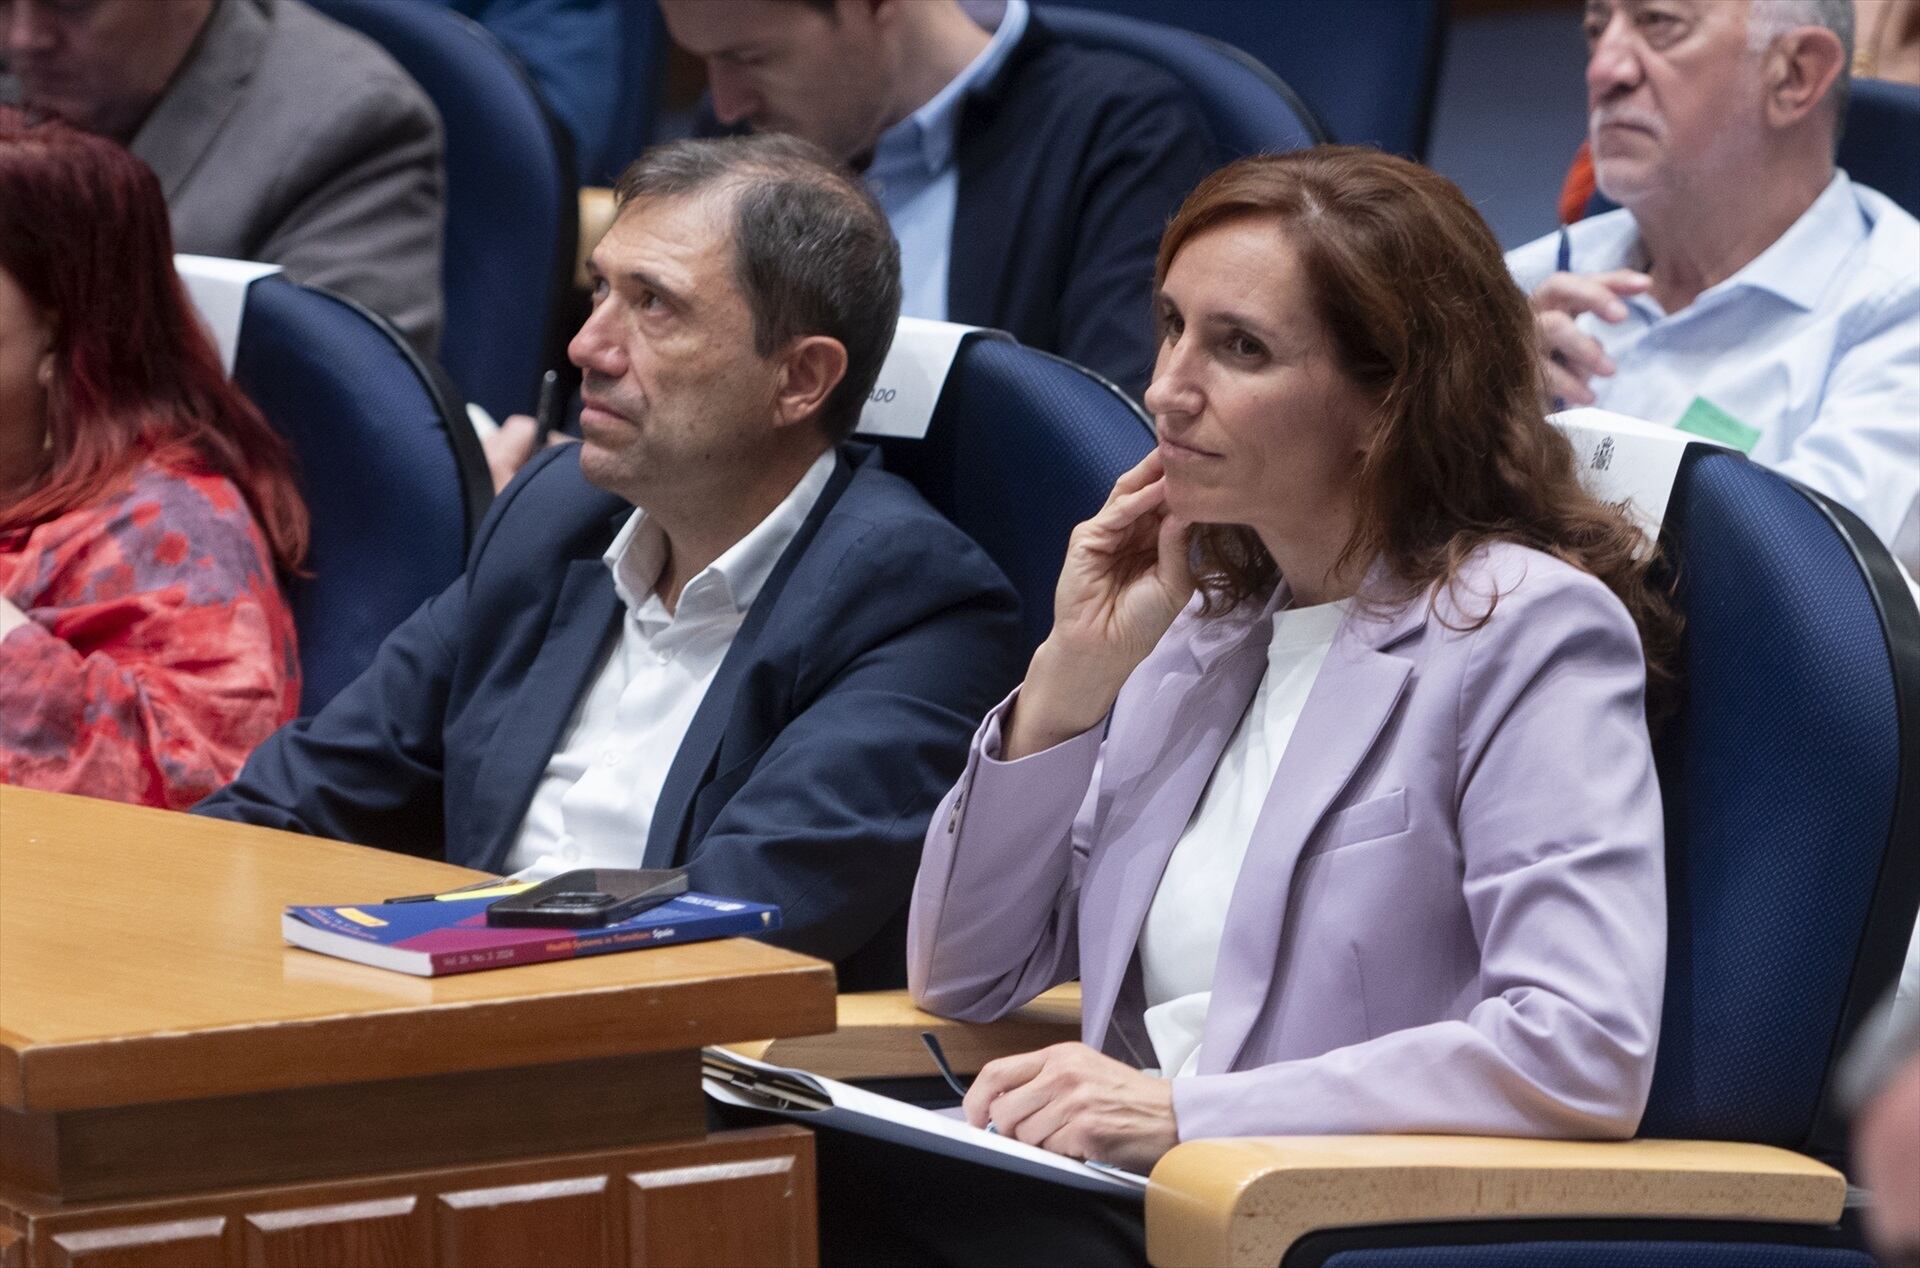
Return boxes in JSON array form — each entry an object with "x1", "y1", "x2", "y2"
[{"x1": 282, "y1": 891, "x2": 781, "y2": 977}]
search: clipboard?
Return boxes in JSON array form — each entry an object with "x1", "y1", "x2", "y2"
[{"x1": 702, "y1": 1047, "x2": 1148, "y2": 1198}]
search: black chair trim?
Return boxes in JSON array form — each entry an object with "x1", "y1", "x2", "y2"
[
  {"x1": 1781, "y1": 478, "x2": 1920, "y2": 1166},
  {"x1": 1282, "y1": 1212, "x2": 1869, "y2": 1267}
]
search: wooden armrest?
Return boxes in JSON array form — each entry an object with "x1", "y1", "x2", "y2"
[
  {"x1": 576, "y1": 187, "x2": 617, "y2": 289},
  {"x1": 1145, "y1": 1135, "x2": 1847, "y2": 1268},
  {"x1": 728, "y1": 985, "x2": 1081, "y2": 1081}
]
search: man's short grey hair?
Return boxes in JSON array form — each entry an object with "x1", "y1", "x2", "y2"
[
  {"x1": 1747, "y1": 0, "x2": 1854, "y2": 150},
  {"x1": 614, "y1": 134, "x2": 902, "y2": 442}
]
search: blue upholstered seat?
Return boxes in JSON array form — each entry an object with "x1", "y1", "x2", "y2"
[
  {"x1": 1046, "y1": 0, "x2": 1441, "y2": 158},
  {"x1": 233, "y1": 276, "x2": 489, "y2": 715},
  {"x1": 1282, "y1": 452, "x2": 1920, "y2": 1266},
  {"x1": 1035, "y1": 4, "x2": 1326, "y2": 161},
  {"x1": 1839, "y1": 77, "x2": 1920, "y2": 219},
  {"x1": 859, "y1": 334, "x2": 1155, "y2": 653},
  {"x1": 308, "y1": 0, "x2": 576, "y2": 421}
]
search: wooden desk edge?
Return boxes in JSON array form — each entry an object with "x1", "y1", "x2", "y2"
[{"x1": 4, "y1": 955, "x2": 836, "y2": 1112}]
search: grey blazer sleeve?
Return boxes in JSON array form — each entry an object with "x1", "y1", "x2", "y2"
[{"x1": 255, "y1": 79, "x2": 446, "y2": 355}]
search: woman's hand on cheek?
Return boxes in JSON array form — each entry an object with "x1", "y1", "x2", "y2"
[{"x1": 962, "y1": 1042, "x2": 1179, "y2": 1174}]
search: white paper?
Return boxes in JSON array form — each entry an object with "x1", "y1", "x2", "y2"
[
  {"x1": 704, "y1": 1046, "x2": 1147, "y2": 1198},
  {"x1": 174, "y1": 254, "x2": 282, "y2": 375},
  {"x1": 855, "y1": 317, "x2": 999, "y2": 440},
  {"x1": 1549, "y1": 407, "x2": 1727, "y2": 538}
]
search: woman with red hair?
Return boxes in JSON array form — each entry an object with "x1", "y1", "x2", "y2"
[{"x1": 0, "y1": 110, "x2": 308, "y2": 810}]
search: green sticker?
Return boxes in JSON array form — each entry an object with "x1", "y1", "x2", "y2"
[{"x1": 1675, "y1": 396, "x2": 1762, "y2": 453}]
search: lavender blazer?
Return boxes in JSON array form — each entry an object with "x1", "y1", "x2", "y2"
[{"x1": 908, "y1": 543, "x2": 1666, "y2": 1142}]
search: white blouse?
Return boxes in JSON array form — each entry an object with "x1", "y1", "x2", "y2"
[{"x1": 1138, "y1": 599, "x2": 1348, "y2": 1077}]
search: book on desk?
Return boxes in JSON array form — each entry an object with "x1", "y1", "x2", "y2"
[{"x1": 283, "y1": 889, "x2": 781, "y2": 976}]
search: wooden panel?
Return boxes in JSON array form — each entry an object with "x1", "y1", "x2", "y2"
[
  {"x1": 2, "y1": 1125, "x2": 815, "y2": 1268},
  {"x1": 436, "y1": 1176, "x2": 614, "y2": 1268},
  {"x1": 45, "y1": 1218, "x2": 228, "y2": 1268},
  {"x1": 0, "y1": 787, "x2": 835, "y2": 1116},
  {"x1": 0, "y1": 1223, "x2": 22, "y2": 1268},
  {"x1": 7, "y1": 1051, "x2": 702, "y2": 1204},
  {"x1": 1146, "y1": 1136, "x2": 1849, "y2": 1268},
  {"x1": 627, "y1": 1151, "x2": 815, "y2": 1268},
  {"x1": 243, "y1": 1196, "x2": 423, "y2": 1268}
]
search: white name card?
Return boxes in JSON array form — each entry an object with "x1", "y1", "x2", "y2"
[
  {"x1": 856, "y1": 317, "x2": 1000, "y2": 440},
  {"x1": 1549, "y1": 407, "x2": 1729, "y2": 538},
  {"x1": 174, "y1": 254, "x2": 283, "y2": 375}
]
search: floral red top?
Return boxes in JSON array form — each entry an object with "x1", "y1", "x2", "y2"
[{"x1": 0, "y1": 459, "x2": 300, "y2": 810}]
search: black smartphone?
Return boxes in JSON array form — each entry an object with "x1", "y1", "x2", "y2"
[{"x1": 484, "y1": 868, "x2": 689, "y2": 928}]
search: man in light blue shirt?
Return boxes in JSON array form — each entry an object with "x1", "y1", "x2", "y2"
[
  {"x1": 859, "y1": 0, "x2": 1027, "y2": 322},
  {"x1": 1509, "y1": 0, "x2": 1919, "y2": 571},
  {"x1": 659, "y1": 0, "x2": 1213, "y2": 398}
]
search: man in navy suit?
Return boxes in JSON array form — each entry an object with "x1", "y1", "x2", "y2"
[
  {"x1": 199, "y1": 135, "x2": 1023, "y2": 988},
  {"x1": 659, "y1": 0, "x2": 1214, "y2": 400}
]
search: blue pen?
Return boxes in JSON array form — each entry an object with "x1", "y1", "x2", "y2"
[{"x1": 1548, "y1": 227, "x2": 1575, "y2": 411}]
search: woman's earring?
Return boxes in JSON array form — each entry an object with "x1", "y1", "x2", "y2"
[{"x1": 37, "y1": 356, "x2": 53, "y2": 388}]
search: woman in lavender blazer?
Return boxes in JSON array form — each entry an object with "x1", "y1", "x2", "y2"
[{"x1": 908, "y1": 148, "x2": 1682, "y2": 1179}]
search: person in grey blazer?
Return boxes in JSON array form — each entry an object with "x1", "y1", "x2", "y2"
[
  {"x1": 908, "y1": 148, "x2": 1683, "y2": 1198},
  {"x1": 3, "y1": 0, "x2": 444, "y2": 352}
]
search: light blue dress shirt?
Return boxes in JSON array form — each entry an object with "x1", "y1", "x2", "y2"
[
  {"x1": 864, "y1": 0, "x2": 1030, "y2": 321},
  {"x1": 1508, "y1": 172, "x2": 1920, "y2": 571}
]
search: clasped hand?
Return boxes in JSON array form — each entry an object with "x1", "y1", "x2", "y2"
[
  {"x1": 1003, "y1": 450, "x2": 1194, "y2": 758},
  {"x1": 962, "y1": 1042, "x2": 1179, "y2": 1174},
  {"x1": 1529, "y1": 268, "x2": 1651, "y2": 407}
]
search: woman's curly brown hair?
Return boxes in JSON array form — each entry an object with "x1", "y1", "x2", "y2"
[{"x1": 1156, "y1": 147, "x2": 1681, "y2": 714}]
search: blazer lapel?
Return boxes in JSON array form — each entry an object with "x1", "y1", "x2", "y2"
[
  {"x1": 1197, "y1": 595, "x2": 1425, "y2": 1074},
  {"x1": 468, "y1": 558, "x2": 622, "y2": 871},
  {"x1": 129, "y1": 0, "x2": 264, "y2": 203},
  {"x1": 1077, "y1": 597, "x2": 1279, "y2": 1051},
  {"x1": 641, "y1": 451, "x2": 858, "y2": 868}
]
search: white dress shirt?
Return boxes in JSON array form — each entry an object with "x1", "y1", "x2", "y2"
[
  {"x1": 1507, "y1": 172, "x2": 1920, "y2": 572},
  {"x1": 864, "y1": 0, "x2": 1028, "y2": 321},
  {"x1": 1138, "y1": 599, "x2": 1348, "y2": 1078},
  {"x1": 504, "y1": 450, "x2": 837, "y2": 877}
]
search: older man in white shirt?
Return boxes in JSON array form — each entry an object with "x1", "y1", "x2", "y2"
[{"x1": 1508, "y1": 0, "x2": 1919, "y2": 572}]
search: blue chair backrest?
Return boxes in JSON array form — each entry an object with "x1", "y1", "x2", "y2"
[
  {"x1": 1047, "y1": 0, "x2": 1441, "y2": 158},
  {"x1": 233, "y1": 277, "x2": 490, "y2": 715},
  {"x1": 308, "y1": 0, "x2": 575, "y2": 421},
  {"x1": 1034, "y1": 5, "x2": 1325, "y2": 160},
  {"x1": 860, "y1": 336, "x2": 1155, "y2": 652},
  {"x1": 1839, "y1": 78, "x2": 1920, "y2": 219},
  {"x1": 1642, "y1": 450, "x2": 1920, "y2": 1160}
]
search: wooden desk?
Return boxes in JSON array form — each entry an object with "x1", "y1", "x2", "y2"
[{"x1": 0, "y1": 787, "x2": 836, "y2": 1267}]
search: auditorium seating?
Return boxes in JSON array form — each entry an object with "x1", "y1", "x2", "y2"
[
  {"x1": 308, "y1": 0, "x2": 577, "y2": 422},
  {"x1": 1141, "y1": 449, "x2": 1920, "y2": 1265},
  {"x1": 233, "y1": 277, "x2": 490, "y2": 715},
  {"x1": 1036, "y1": 5, "x2": 1326, "y2": 161},
  {"x1": 1050, "y1": 0, "x2": 1444, "y2": 158},
  {"x1": 1840, "y1": 78, "x2": 1920, "y2": 219},
  {"x1": 858, "y1": 334, "x2": 1156, "y2": 653}
]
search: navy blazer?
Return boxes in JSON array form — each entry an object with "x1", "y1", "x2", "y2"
[
  {"x1": 948, "y1": 17, "x2": 1215, "y2": 398},
  {"x1": 693, "y1": 17, "x2": 1212, "y2": 398},
  {"x1": 198, "y1": 443, "x2": 1024, "y2": 987}
]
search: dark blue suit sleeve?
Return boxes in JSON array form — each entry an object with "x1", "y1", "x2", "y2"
[
  {"x1": 192, "y1": 578, "x2": 462, "y2": 855},
  {"x1": 677, "y1": 524, "x2": 1023, "y2": 972},
  {"x1": 1054, "y1": 82, "x2": 1214, "y2": 397}
]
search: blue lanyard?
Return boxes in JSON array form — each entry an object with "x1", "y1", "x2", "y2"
[{"x1": 1556, "y1": 226, "x2": 1573, "y2": 274}]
